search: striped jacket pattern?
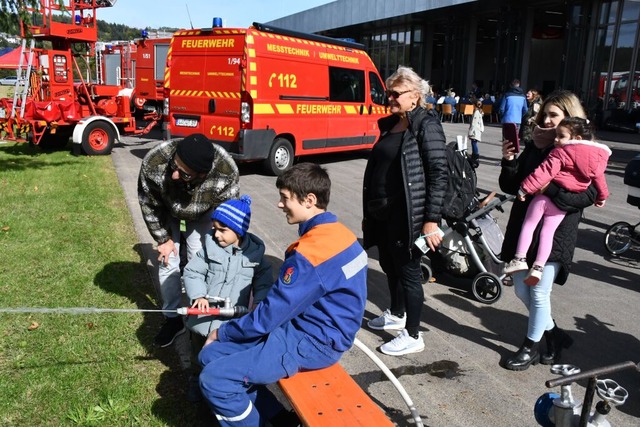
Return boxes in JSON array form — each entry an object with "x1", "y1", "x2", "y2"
[{"x1": 138, "y1": 140, "x2": 240, "y2": 244}]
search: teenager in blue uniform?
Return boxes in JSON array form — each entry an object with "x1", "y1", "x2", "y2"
[{"x1": 198, "y1": 162, "x2": 368, "y2": 427}]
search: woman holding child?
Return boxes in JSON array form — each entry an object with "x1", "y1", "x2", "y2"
[{"x1": 499, "y1": 90, "x2": 598, "y2": 371}]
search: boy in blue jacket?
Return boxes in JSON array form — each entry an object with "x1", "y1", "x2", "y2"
[
  {"x1": 198, "y1": 163, "x2": 368, "y2": 426},
  {"x1": 182, "y1": 195, "x2": 273, "y2": 402}
]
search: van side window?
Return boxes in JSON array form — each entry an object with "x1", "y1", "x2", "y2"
[
  {"x1": 329, "y1": 67, "x2": 364, "y2": 103},
  {"x1": 369, "y1": 72, "x2": 386, "y2": 105}
]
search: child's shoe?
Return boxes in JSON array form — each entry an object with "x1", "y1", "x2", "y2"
[
  {"x1": 524, "y1": 265, "x2": 544, "y2": 286},
  {"x1": 503, "y1": 257, "x2": 528, "y2": 275}
]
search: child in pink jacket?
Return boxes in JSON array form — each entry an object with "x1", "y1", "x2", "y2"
[{"x1": 504, "y1": 117, "x2": 611, "y2": 285}]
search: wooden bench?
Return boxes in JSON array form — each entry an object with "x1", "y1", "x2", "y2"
[{"x1": 278, "y1": 363, "x2": 395, "y2": 426}]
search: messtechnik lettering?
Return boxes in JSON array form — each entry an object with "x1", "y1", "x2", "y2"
[
  {"x1": 266, "y1": 43, "x2": 310, "y2": 57},
  {"x1": 181, "y1": 38, "x2": 235, "y2": 48}
]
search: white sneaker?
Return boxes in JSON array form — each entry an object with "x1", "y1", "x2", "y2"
[
  {"x1": 380, "y1": 329, "x2": 425, "y2": 356},
  {"x1": 367, "y1": 309, "x2": 406, "y2": 331},
  {"x1": 503, "y1": 258, "x2": 528, "y2": 275}
]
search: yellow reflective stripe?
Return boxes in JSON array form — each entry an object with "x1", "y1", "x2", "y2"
[
  {"x1": 275, "y1": 104, "x2": 294, "y2": 114},
  {"x1": 251, "y1": 90, "x2": 258, "y2": 98},
  {"x1": 250, "y1": 76, "x2": 257, "y2": 85},
  {"x1": 248, "y1": 48, "x2": 256, "y2": 57},
  {"x1": 343, "y1": 105, "x2": 358, "y2": 114},
  {"x1": 170, "y1": 90, "x2": 241, "y2": 98},
  {"x1": 254, "y1": 104, "x2": 275, "y2": 114}
]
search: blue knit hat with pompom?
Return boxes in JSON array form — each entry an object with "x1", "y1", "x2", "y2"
[{"x1": 211, "y1": 195, "x2": 252, "y2": 237}]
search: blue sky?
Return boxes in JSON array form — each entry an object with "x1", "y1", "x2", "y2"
[{"x1": 98, "y1": 1, "x2": 334, "y2": 30}]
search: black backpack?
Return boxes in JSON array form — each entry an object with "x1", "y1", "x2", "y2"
[{"x1": 441, "y1": 141, "x2": 478, "y2": 221}]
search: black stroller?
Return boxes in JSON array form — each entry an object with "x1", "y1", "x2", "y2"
[{"x1": 421, "y1": 192, "x2": 515, "y2": 304}]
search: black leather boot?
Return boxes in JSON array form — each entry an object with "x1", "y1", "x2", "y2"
[
  {"x1": 505, "y1": 338, "x2": 540, "y2": 371},
  {"x1": 541, "y1": 325, "x2": 574, "y2": 365}
]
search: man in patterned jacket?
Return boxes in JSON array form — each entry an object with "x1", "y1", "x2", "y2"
[{"x1": 138, "y1": 133, "x2": 239, "y2": 347}]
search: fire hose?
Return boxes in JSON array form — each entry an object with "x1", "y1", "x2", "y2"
[
  {"x1": 353, "y1": 338, "x2": 424, "y2": 427},
  {"x1": 0, "y1": 306, "x2": 248, "y2": 317},
  {"x1": 0, "y1": 297, "x2": 248, "y2": 318}
]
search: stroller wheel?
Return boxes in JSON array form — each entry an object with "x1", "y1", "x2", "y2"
[
  {"x1": 603, "y1": 221, "x2": 633, "y2": 255},
  {"x1": 472, "y1": 272, "x2": 502, "y2": 304},
  {"x1": 420, "y1": 259, "x2": 433, "y2": 284}
]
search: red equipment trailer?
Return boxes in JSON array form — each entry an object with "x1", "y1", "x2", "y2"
[
  {"x1": 133, "y1": 35, "x2": 171, "y2": 118},
  {"x1": 0, "y1": 0, "x2": 160, "y2": 155}
]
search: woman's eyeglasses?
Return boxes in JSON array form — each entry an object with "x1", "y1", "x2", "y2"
[
  {"x1": 385, "y1": 89, "x2": 412, "y2": 99},
  {"x1": 169, "y1": 157, "x2": 195, "y2": 181}
]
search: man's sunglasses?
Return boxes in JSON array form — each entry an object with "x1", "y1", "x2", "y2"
[
  {"x1": 385, "y1": 89, "x2": 412, "y2": 99},
  {"x1": 169, "y1": 157, "x2": 195, "y2": 181}
]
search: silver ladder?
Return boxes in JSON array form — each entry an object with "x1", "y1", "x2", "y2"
[
  {"x1": 95, "y1": 47, "x2": 103, "y2": 85},
  {"x1": 11, "y1": 38, "x2": 35, "y2": 119}
]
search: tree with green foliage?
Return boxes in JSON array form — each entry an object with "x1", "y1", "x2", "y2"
[{"x1": 0, "y1": 0, "x2": 42, "y2": 34}]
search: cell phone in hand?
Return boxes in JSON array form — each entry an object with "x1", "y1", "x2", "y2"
[{"x1": 502, "y1": 123, "x2": 520, "y2": 153}]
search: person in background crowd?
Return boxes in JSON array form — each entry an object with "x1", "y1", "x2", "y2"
[
  {"x1": 138, "y1": 134, "x2": 240, "y2": 348},
  {"x1": 521, "y1": 88, "x2": 543, "y2": 142},
  {"x1": 482, "y1": 93, "x2": 494, "y2": 105},
  {"x1": 498, "y1": 90, "x2": 597, "y2": 371},
  {"x1": 499, "y1": 79, "x2": 529, "y2": 139},
  {"x1": 468, "y1": 99, "x2": 485, "y2": 168},
  {"x1": 443, "y1": 90, "x2": 458, "y2": 116},
  {"x1": 469, "y1": 81, "x2": 482, "y2": 101},
  {"x1": 363, "y1": 66, "x2": 448, "y2": 356}
]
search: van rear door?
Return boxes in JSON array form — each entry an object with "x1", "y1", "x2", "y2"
[{"x1": 169, "y1": 32, "x2": 244, "y2": 141}]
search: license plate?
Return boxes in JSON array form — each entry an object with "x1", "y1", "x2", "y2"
[{"x1": 175, "y1": 118, "x2": 198, "y2": 127}]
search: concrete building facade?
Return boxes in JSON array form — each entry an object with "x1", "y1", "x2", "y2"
[{"x1": 269, "y1": 0, "x2": 640, "y2": 130}]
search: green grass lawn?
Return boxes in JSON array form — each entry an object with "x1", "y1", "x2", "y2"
[{"x1": 0, "y1": 142, "x2": 211, "y2": 426}]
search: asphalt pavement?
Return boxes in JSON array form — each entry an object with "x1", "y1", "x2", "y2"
[{"x1": 111, "y1": 122, "x2": 640, "y2": 427}]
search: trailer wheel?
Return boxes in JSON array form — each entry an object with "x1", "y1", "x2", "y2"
[
  {"x1": 81, "y1": 121, "x2": 115, "y2": 155},
  {"x1": 264, "y1": 138, "x2": 293, "y2": 175}
]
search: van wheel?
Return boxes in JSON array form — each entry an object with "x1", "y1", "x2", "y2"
[
  {"x1": 81, "y1": 121, "x2": 115, "y2": 155},
  {"x1": 264, "y1": 138, "x2": 293, "y2": 175}
]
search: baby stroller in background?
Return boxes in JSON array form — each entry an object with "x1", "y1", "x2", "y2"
[
  {"x1": 421, "y1": 192, "x2": 515, "y2": 304},
  {"x1": 603, "y1": 153, "x2": 640, "y2": 256}
]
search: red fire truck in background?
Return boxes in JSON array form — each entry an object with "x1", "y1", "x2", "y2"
[
  {"x1": 599, "y1": 71, "x2": 640, "y2": 109},
  {"x1": 0, "y1": 0, "x2": 160, "y2": 155},
  {"x1": 165, "y1": 21, "x2": 388, "y2": 175},
  {"x1": 133, "y1": 35, "x2": 171, "y2": 118}
]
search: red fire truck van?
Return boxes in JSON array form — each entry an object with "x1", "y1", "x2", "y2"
[{"x1": 165, "y1": 22, "x2": 388, "y2": 174}]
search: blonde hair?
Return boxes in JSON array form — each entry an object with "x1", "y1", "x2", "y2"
[
  {"x1": 534, "y1": 90, "x2": 586, "y2": 126},
  {"x1": 385, "y1": 66, "x2": 432, "y2": 108}
]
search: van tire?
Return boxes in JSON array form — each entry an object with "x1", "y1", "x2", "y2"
[
  {"x1": 81, "y1": 121, "x2": 115, "y2": 155},
  {"x1": 264, "y1": 138, "x2": 293, "y2": 175}
]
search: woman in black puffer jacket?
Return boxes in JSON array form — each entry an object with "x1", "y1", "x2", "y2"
[
  {"x1": 499, "y1": 90, "x2": 597, "y2": 371},
  {"x1": 362, "y1": 66, "x2": 448, "y2": 356}
]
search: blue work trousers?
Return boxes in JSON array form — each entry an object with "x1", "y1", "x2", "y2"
[{"x1": 198, "y1": 323, "x2": 340, "y2": 426}]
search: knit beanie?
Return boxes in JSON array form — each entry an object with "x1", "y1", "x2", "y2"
[
  {"x1": 175, "y1": 134, "x2": 215, "y2": 173},
  {"x1": 211, "y1": 195, "x2": 252, "y2": 237}
]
